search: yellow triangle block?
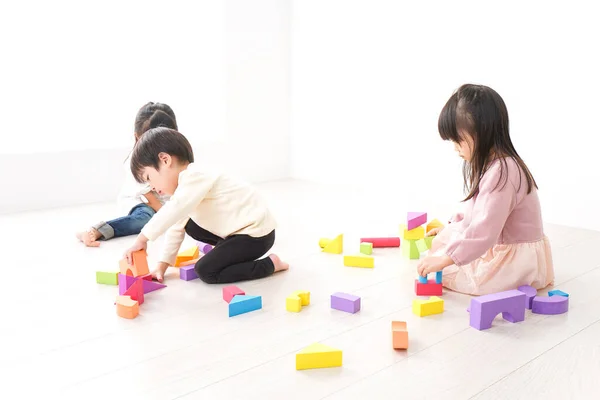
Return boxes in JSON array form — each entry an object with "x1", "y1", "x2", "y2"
[
  {"x1": 426, "y1": 219, "x2": 444, "y2": 233},
  {"x1": 412, "y1": 296, "x2": 444, "y2": 317},
  {"x1": 175, "y1": 246, "x2": 200, "y2": 266},
  {"x1": 296, "y1": 343, "x2": 343, "y2": 370},
  {"x1": 323, "y1": 234, "x2": 343, "y2": 254}
]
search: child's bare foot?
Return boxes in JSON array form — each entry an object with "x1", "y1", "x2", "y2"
[
  {"x1": 76, "y1": 230, "x2": 101, "y2": 247},
  {"x1": 269, "y1": 254, "x2": 289, "y2": 273}
]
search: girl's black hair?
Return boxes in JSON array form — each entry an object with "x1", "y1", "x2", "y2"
[
  {"x1": 130, "y1": 127, "x2": 194, "y2": 183},
  {"x1": 134, "y1": 102, "x2": 178, "y2": 141},
  {"x1": 438, "y1": 84, "x2": 537, "y2": 201}
]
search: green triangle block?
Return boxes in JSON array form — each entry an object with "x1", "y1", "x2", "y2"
[
  {"x1": 424, "y1": 236, "x2": 434, "y2": 249},
  {"x1": 402, "y1": 239, "x2": 420, "y2": 259},
  {"x1": 415, "y1": 239, "x2": 428, "y2": 253}
]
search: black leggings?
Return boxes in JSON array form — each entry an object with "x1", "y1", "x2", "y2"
[{"x1": 185, "y1": 219, "x2": 275, "y2": 284}]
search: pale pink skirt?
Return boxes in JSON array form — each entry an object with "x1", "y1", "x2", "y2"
[{"x1": 430, "y1": 227, "x2": 555, "y2": 296}]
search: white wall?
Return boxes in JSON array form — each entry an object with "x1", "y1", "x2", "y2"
[
  {"x1": 1, "y1": 0, "x2": 290, "y2": 214},
  {"x1": 291, "y1": 0, "x2": 600, "y2": 230}
]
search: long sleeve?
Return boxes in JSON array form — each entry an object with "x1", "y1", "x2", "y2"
[
  {"x1": 141, "y1": 169, "x2": 217, "y2": 241},
  {"x1": 445, "y1": 164, "x2": 518, "y2": 266},
  {"x1": 159, "y1": 217, "x2": 188, "y2": 266}
]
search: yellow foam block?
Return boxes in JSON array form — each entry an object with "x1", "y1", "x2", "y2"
[
  {"x1": 296, "y1": 343, "x2": 343, "y2": 370},
  {"x1": 286, "y1": 290, "x2": 310, "y2": 312},
  {"x1": 412, "y1": 296, "x2": 444, "y2": 317},
  {"x1": 426, "y1": 219, "x2": 444, "y2": 233},
  {"x1": 343, "y1": 254, "x2": 374, "y2": 268},
  {"x1": 175, "y1": 246, "x2": 200, "y2": 266},
  {"x1": 400, "y1": 224, "x2": 425, "y2": 240},
  {"x1": 322, "y1": 234, "x2": 343, "y2": 254}
]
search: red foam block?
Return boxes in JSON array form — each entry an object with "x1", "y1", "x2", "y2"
[
  {"x1": 124, "y1": 279, "x2": 145, "y2": 305},
  {"x1": 359, "y1": 237, "x2": 400, "y2": 248},
  {"x1": 223, "y1": 285, "x2": 245, "y2": 303},
  {"x1": 415, "y1": 279, "x2": 443, "y2": 296}
]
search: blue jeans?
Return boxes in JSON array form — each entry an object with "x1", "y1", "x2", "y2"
[{"x1": 93, "y1": 203, "x2": 156, "y2": 240}]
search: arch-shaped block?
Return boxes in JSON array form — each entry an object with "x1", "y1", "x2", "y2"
[{"x1": 469, "y1": 289, "x2": 526, "y2": 330}]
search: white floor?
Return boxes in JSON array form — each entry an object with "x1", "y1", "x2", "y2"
[{"x1": 1, "y1": 179, "x2": 598, "y2": 400}]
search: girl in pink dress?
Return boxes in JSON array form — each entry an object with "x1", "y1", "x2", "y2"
[{"x1": 417, "y1": 84, "x2": 554, "y2": 295}]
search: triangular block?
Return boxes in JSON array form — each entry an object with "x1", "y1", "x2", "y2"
[
  {"x1": 124, "y1": 279, "x2": 144, "y2": 305},
  {"x1": 407, "y1": 212, "x2": 427, "y2": 230},
  {"x1": 402, "y1": 240, "x2": 420, "y2": 259},
  {"x1": 296, "y1": 343, "x2": 343, "y2": 370},
  {"x1": 229, "y1": 295, "x2": 262, "y2": 317},
  {"x1": 118, "y1": 274, "x2": 137, "y2": 295},
  {"x1": 424, "y1": 236, "x2": 434, "y2": 249},
  {"x1": 426, "y1": 218, "x2": 444, "y2": 233},
  {"x1": 322, "y1": 234, "x2": 343, "y2": 254},
  {"x1": 142, "y1": 279, "x2": 166, "y2": 294},
  {"x1": 175, "y1": 246, "x2": 200, "y2": 266}
]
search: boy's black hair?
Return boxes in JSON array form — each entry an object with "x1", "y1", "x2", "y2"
[{"x1": 130, "y1": 127, "x2": 194, "y2": 183}]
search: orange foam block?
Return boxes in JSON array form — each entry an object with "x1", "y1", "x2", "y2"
[
  {"x1": 116, "y1": 296, "x2": 139, "y2": 319},
  {"x1": 119, "y1": 250, "x2": 150, "y2": 277},
  {"x1": 392, "y1": 321, "x2": 408, "y2": 349}
]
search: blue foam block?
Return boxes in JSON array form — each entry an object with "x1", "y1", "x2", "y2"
[
  {"x1": 228, "y1": 295, "x2": 262, "y2": 317},
  {"x1": 548, "y1": 289, "x2": 569, "y2": 298},
  {"x1": 435, "y1": 271, "x2": 443, "y2": 284},
  {"x1": 418, "y1": 275, "x2": 428, "y2": 284}
]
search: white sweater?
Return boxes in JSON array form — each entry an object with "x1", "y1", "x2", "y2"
[{"x1": 141, "y1": 163, "x2": 277, "y2": 266}]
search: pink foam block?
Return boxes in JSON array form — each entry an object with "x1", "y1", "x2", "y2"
[
  {"x1": 359, "y1": 237, "x2": 400, "y2": 248},
  {"x1": 123, "y1": 279, "x2": 144, "y2": 305},
  {"x1": 142, "y1": 279, "x2": 166, "y2": 294},
  {"x1": 223, "y1": 285, "x2": 245, "y2": 303},
  {"x1": 118, "y1": 274, "x2": 137, "y2": 295},
  {"x1": 469, "y1": 289, "x2": 526, "y2": 330},
  {"x1": 517, "y1": 285, "x2": 537, "y2": 309},
  {"x1": 407, "y1": 212, "x2": 427, "y2": 230},
  {"x1": 532, "y1": 295, "x2": 569, "y2": 315}
]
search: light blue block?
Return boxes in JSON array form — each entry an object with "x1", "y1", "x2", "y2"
[
  {"x1": 228, "y1": 295, "x2": 262, "y2": 317},
  {"x1": 548, "y1": 289, "x2": 569, "y2": 298},
  {"x1": 418, "y1": 275, "x2": 428, "y2": 284},
  {"x1": 435, "y1": 271, "x2": 443, "y2": 284}
]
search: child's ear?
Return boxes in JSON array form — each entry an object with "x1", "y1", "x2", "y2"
[{"x1": 158, "y1": 152, "x2": 172, "y2": 166}]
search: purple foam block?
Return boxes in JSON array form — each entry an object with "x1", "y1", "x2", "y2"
[
  {"x1": 517, "y1": 285, "x2": 537, "y2": 310},
  {"x1": 532, "y1": 295, "x2": 569, "y2": 315},
  {"x1": 196, "y1": 241, "x2": 214, "y2": 254},
  {"x1": 469, "y1": 289, "x2": 526, "y2": 330},
  {"x1": 142, "y1": 279, "x2": 166, "y2": 294},
  {"x1": 331, "y1": 292, "x2": 361, "y2": 314},
  {"x1": 118, "y1": 274, "x2": 137, "y2": 295},
  {"x1": 180, "y1": 265, "x2": 198, "y2": 281}
]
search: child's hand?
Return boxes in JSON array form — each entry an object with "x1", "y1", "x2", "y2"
[
  {"x1": 426, "y1": 227, "x2": 443, "y2": 237},
  {"x1": 124, "y1": 237, "x2": 148, "y2": 264},
  {"x1": 152, "y1": 262, "x2": 170, "y2": 282},
  {"x1": 178, "y1": 258, "x2": 200, "y2": 267},
  {"x1": 417, "y1": 255, "x2": 454, "y2": 277}
]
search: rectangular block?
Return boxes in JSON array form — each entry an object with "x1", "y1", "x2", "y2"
[
  {"x1": 223, "y1": 285, "x2": 245, "y2": 303},
  {"x1": 412, "y1": 296, "x2": 444, "y2": 317},
  {"x1": 229, "y1": 295, "x2": 262, "y2": 317},
  {"x1": 343, "y1": 254, "x2": 374, "y2": 268},
  {"x1": 548, "y1": 289, "x2": 569, "y2": 298},
  {"x1": 400, "y1": 225, "x2": 425, "y2": 240},
  {"x1": 407, "y1": 212, "x2": 427, "y2": 230},
  {"x1": 180, "y1": 265, "x2": 198, "y2": 281},
  {"x1": 415, "y1": 279, "x2": 443, "y2": 296},
  {"x1": 286, "y1": 295, "x2": 302, "y2": 312},
  {"x1": 296, "y1": 343, "x2": 343, "y2": 370},
  {"x1": 359, "y1": 237, "x2": 400, "y2": 248},
  {"x1": 469, "y1": 289, "x2": 526, "y2": 330},
  {"x1": 331, "y1": 292, "x2": 361, "y2": 314},
  {"x1": 392, "y1": 321, "x2": 408, "y2": 350},
  {"x1": 360, "y1": 242, "x2": 373, "y2": 255},
  {"x1": 435, "y1": 271, "x2": 443, "y2": 284},
  {"x1": 96, "y1": 271, "x2": 118, "y2": 285}
]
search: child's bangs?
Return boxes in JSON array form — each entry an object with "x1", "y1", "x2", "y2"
[{"x1": 437, "y1": 94, "x2": 460, "y2": 142}]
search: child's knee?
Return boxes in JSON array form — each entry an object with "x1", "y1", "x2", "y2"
[{"x1": 195, "y1": 265, "x2": 218, "y2": 284}]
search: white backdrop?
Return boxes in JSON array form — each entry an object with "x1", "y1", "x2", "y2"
[{"x1": 291, "y1": 0, "x2": 600, "y2": 230}]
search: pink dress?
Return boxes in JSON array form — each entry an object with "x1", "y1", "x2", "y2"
[{"x1": 430, "y1": 158, "x2": 555, "y2": 295}]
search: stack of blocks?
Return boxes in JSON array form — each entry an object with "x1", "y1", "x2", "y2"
[
  {"x1": 415, "y1": 271, "x2": 443, "y2": 296},
  {"x1": 223, "y1": 285, "x2": 262, "y2": 317},
  {"x1": 400, "y1": 212, "x2": 427, "y2": 260},
  {"x1": 174, "y1": 245, "x2": 200, "y2": 267}
]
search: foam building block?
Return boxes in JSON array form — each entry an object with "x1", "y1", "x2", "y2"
[
  {"x1": 414, "y1": 279, "x2": 443, "y2": 296},
  {"x1": 360, "y1": 242, "x2": 373, "y2": 255},
  {"x1": 469, "y1": 289, "x2": 526, "y2": 330},
  {"x1": 140, "y1": 274, "x2": 153, "y2": 281},
  {"x1": 407, "y1": 212, "x2": 427, "y2": 230},
  {"x1": 400, "y1": 225, "x2": 425, "y2": 240},
  {"x1": 296, "y1": 343, "x2": 342, "y2": 370},
  {"x1": 223, "y1": 285, "x2": 245, "y2": 303},
  {"x1": 435, "y1": 271, "x2": 442, "y2": 284},
  {"x1": 116, "y1": 296, "x2": 139, "y2": 319},
  {"x1": 180, "y1": 265, "x2": 198, "y2": 281},
  {"x1": 320, "y1": 234, "x2": 344, "y2": 254},
  {"x1": 392, "y1": 321, "x2": 408, "y2": 350},
  {"x1": 415, "y1": 239, "x2": 428, "y2": 253},
  {"x1": 123, "y1": 279, "x2": 144, "y2": 305},
  {"x1": 96, "y1": 271, "x2": 118, "y2": 285},
  {"x1": 343, "y1": 254, "x2": 374, "y2": 268},
  {"x1": 229, "y1": 295, "x2": 262, "y2": 317},
  {"x1": 426, "y1": 219, "x2": 444, "y2": 233},
  {"x1": 142, "y1": 279, "x2": 166, "y2": 294},
  {"x1": 286, "y1": 290, "x2": 310, "y2": 312},
  {"x1": 175, "y1": 246, "x2": 200, "y2": 267},
  {"x1": 196, "y1": 241, "x2": 214, "y2": 254},
  {"x1": 548, "y1": 289, "x2": 569, "y2": 298},
  {"x1": 424, "y1": 236, "x2": 434, "y2": 249},
  {"x1": 119, "y1": 250, "x2": 150, "y2": 277},
  {"x1": 532, "y1": 296, "x2": 569, "y2": 315},
  {"x1": 402, "y1": 240, "x2": 420, "y2": 259},
  {"x1": 331, "y1": 292, "x2": 361, "y2": 313},
  {"x1": 418, "y1": 275, "x2": 427, "y2": 284},
  {"x1": 359, "y1": 237, "x2": 400, "y2": 248},
  {"x1": 517, "y1": 285, "x2": 537, "y2": 309},
  {"x1": 118, "y1": 274, "x2": 137, "y2": 295},
  {"x1": 412, "y1": 296, "x2": 444, "y2": 317}
]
